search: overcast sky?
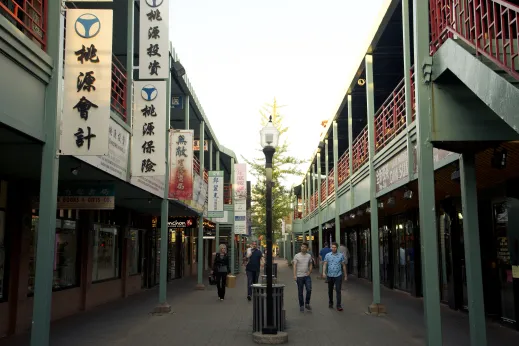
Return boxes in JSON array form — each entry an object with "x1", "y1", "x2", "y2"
[{"x1": 169, "y1": 0, "x2": 386, "y2": 187}]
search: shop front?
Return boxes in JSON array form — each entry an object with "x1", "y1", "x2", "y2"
[{"x1": 167, "y1": 216, "x2": 197, "y2": 280}]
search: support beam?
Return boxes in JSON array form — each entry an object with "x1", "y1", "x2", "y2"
[
  {"x1": 126, "y1": 0, "x2": 134, "y2": 128},
  {"x1": 325, "y1": 139, "x2": 329, "y2": 201},
  {"x1": 366, "y1": 54, "x2": 383, "y2": 313},
  {"x1": 196, "y1": 121, "x2": 205, "y2": 289},
  {"x1": 215, "y1": 150, "x2": 220, "y2": 250},
  {"x1": 460, "y1": 153, "x2": 487, "y2": 346},
  {"x1": 414, "y1": 0, "x2": 443, "y2": 342},
  {"x1": 348, "y1": 95, "x2": 354, "y2": 208},
  {"x1": 184, "y1": 95, "x2": 190, "y2": 129},
  {"x1": 402, "y1": 0, "x2": 415, "y2": 179},
  {"x1": 230, "y1": 157, "x2": 236, "y2": 275},
  {"x1": 30, "y1": 2, "x2": 63, "y2": 345},
  {"x1": 302, "y1": 182, "x2": 305, "y2": 218},
  {"x1": 317, "y1": 151, "x2": 322, "y2": 273},
  {"x1": 332, "y1": 121, "x2": 340, "y2": 244}
]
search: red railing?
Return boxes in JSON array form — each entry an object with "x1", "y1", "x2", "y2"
[
  {"x1": 328, "y1": 167, "x2": 335, "y2": 196},
  {"x1": 321, "y1": 179, "x2": 327, "y2": 202},
  {"x1": 430, "y1": 0, "x2": 519, "y2": 81},
  {"x1": 193, "y1": 155, "x2": 200, "y2": 175},
  {"x1": 203, "y1": 169, "x2": 208, "y2": 183},
  {"x1": 111, "y1": 57, "x2": 128, "y2": 120},
  {"x1": 224, "y1": 183, "x2": 232, "y2": 204},
  {"x1": 337, "y1": 151, "x2": 349, "y2": 186},
  {"x1": 0, "y1": 0, "x2": 46, "y2": 50},
  {"x1": 352, "y1": 127, "x2": 369, "y2": 172}
]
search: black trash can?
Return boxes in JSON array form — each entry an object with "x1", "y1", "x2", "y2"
[
  {"x1": 263, "y1": 263, "x2": 278, "y2": 278},
  {"x1": 252, "y1": 284, "x2": 286, "y2": 332}
]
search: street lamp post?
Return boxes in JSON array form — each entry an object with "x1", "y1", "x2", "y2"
[{"x1": 260, "y1": 115, "x2": 279, "y2": 335}]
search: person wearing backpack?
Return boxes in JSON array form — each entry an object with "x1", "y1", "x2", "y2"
[{"x1": 212, "y1": 244, "x2": 230, "y2": 301}]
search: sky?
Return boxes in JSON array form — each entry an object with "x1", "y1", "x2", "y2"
[{"x1": 169, "y1": 0, "x2": 387, "y2": 187}]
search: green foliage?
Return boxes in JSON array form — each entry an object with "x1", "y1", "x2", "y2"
[{"x1": 242, "y1": 99, "x2": 305, "y2": 242}]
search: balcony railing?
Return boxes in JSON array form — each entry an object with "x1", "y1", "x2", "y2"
[
  {"x1": 352, "y1": 127, "x2": 369, "y2": 173},
  {"x1": 321, "y1": 179, "x2": 327, "y2": 202},
  {"x1": 328, "y1": 167, "x2": 335, "y2": 197},
  {"x1": 337, "y1": 151, "x2": 349, "y2": 186},
  {"x1": 430, "y1": 0, "x2": 519, "y2": 81},
  {"x1": 1, "y1": 0, "x2": 46, "y2": 50},
  {"x1": 111, "y1": 57, "x2": 128, "y2": 121}
]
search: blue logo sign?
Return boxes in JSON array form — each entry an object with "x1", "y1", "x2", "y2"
[
  {"x1": 145, "y1": 0, "x2": 164, "y2": 7},
  {"x1": 141, "y1": 85, "x2": 158, "y2": 101},
  {"x1": 75, "y1": 13, "x2": 101, "y2": 39}
]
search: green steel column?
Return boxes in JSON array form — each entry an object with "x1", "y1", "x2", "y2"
[
  {"x1": 30, "y1": 2, "x2": 63, "y2": 345},
  {"x1": 414, "y1": 0, "x2": 442, "y2": 342},
  {"x1": 325, "y1": 139, "x2": 329, "y2": 199},
  {"x1": 402, "y1": 0, "x2": 415, "y2": 179},
  {"x1": 215, "y1": 150, "x2": 220, "y2": 250},
  {"x1": 306, "y1": 172, "x2": 311, "y2": 245},
  {"x1": 302, "y1": 182, "x2": 305, "y2": 218},
  {"x1": 158, "y1": 49, "x2": 173, "y2": 307},
  {"x1": 348, "y1": 95, "x2": 354, "y2": 208},
  {"x1": 184, "y1": 95, "x2": 190, "y2": 129},
  {"x1": 197, "y1": 121, "x2": 205, "y2": 288},
  {"x1": 460, "y1": 153, "x2": 487, "y2": 345},
  {"x1": 230, "y1": 157, "x2": 236, "y2": 274},
  {"x1": 332, "y1": 121, "x2": 340, "y2": 244},
  {"x1": 126, "y1": 0, "x2": 134, "y2": 128},
  {"x1": 365, "y1": 54, "x2": 381, "y2": 307},
  {"x1": 317, "y1": 151, "x2": 323, "y2": 273}
]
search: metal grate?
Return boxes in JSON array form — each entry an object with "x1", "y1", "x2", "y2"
[{"x1": 0, "y1": 0, "x2": 46, "y2": 50}]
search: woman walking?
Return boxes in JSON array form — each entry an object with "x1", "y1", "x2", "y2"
[{"x1": 212, "y1": 244, "x2": 230, "y2": 301}]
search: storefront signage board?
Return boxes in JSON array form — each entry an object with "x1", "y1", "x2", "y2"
[
  {"x1": 208, "y1": 171, "x2": 224, "y2": 218},
  {"x1": 139, "y1": 0, "x2": 169, "y2": 80},
  {"x1": 130, "y1": 175, "x2": 165, "y2": 198},
  {"x1": 169, "y1": 130, "x2": 194, "y2": 200},
  {"x1": 31, "y1": 184, "x2": 115, "y2": 210}
]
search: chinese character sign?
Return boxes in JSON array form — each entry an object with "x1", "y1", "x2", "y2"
[
  {"x1": 61, "y1": 9, "x2": 113, "y2": 155},
  {"x1": 208, "y1": 171, "x2": 224, "y2": 218},
  {"x1": 168, "y1": 130, "x2": 194, "y2": 200},
  {"x1": 139, "y1": 0, "x2": 170, "y2": 80},
  {"x1": 234, "y1": 163, "x2": 247, "y2": 234},
  {"x1": 131, "y1": 81, "x2": 167, "y2": 176}
]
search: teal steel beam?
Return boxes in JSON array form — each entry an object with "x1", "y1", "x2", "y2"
[
  {"x1": 126, "y1": 0, "x2": 134, "y2": 128},
  {"x1": 184, "y1": 95, "x2": 190, "y2": 129},
  {"x1": 333, "y1": 121, "x2": 340, "y2": 244},
  {"x1": 30, "y1": 2, "x2": 63, "y2": 345},
  {"x1": 230, "y1": 157, "x2": 235, "y2": 274},
  {"x1": 302, "y1": 182, "x2": 305, "y2": 218},
  {"x1": 366, "y1": 54, "x2": 381, "y2": 306},
  {"x1": 209, "y1": 140, "x2": 213, "y2": 170},
  {"x1": 402, "y1": 0, "x2": 415, "y2": 179},
  {"x1": 460, "y1": 153, "x2": 487, "y2": 345},
  {"x1": 317, "y1": 151, "x2": 323, "y2": 273},
  {"x1": 158, "y1": 49, "x2": 173, "y2": 307},
  {"x1": 307, "y1": 172, "x2": 311, "y2": 245},
  {"x1": 215, "y1": 150, "x2": 220, "y2": 250},
  {"x1": 197, "y1": 121, "x2": 205, "y2": 287},
  {"x1": 414, "y1": 0, "x2": 443, "y2": 343},
  {"x1": 348, "y1": 95, "x2": 354, "y2": 208},
  {"x1": 325, "y1": 139, "x2": 329, "y2": 200}
]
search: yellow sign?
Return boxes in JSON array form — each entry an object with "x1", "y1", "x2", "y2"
[{"x1": 512, "y1": 265, "x2": 519, "y2": 279}]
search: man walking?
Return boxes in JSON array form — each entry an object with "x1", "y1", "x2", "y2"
[
  {"x1": 322, "y1": 242, "x2": 347, "y2": 311},
  {"x1": 246, "y1": 241, "x2": 263, "y2": 301},
  {"x1": 293, "y1": 242, "x2": 313, "y2": 312},
  {"x1": 319, "y1": 242, "x2": 332, "y2": 283}
]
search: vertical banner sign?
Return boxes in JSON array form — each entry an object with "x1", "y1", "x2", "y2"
[
  {"x1": 169, "y1": 130, "x2": 194, "y2": 200},
  {"x1": 208, "y1": 171, "x2": 224, "y2": 218},
  {"x1": 61, "y1": 9, "x2": 113, "y2": 155},
  {"x1": 234, "y1": 163, "x2": 247, "y2": 234},
  {"x1": 139, "y1": 0, "x2": 169, "y2": 80},
  {"x1": 131, "y1": 81, "x2": 167, "y2": 176}
]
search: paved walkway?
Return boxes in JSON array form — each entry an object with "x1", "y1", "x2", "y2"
[{"x1": 1, "y1": 259, "x2": 518, "y2": 345}]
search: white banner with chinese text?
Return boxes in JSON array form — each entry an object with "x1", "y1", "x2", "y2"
[
  {"x1": 139, "y1": 0, "x2": 169, "y2": 80},
  {"x1": 61, "y1": 9, "x2": 113, "y2": 156},
  {"x1": 234, "y1": 163, "x2": 247, "y2": 234},
  {"x1": 131, "y1": 81, "x2": 167, "y2": 176},
  {"x1": 168, "y1": 130, "x2": 194, "y2": 200},
  {"x1": 208, "y1": 171, "x2": 224, "y2": 218}
]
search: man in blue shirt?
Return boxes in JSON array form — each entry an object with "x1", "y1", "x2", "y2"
[
  {"x1": 319, "y1": 242, "x2": 332, "y2": 282},
  {"x1": 322, "y1": 242, "x2": 347, "y2": 311},
  {"x1": 245, "y1": 241, "x2": 263, "y2": 301}
]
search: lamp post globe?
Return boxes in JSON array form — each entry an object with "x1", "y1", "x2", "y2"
[{"x1": 260, "y1": 116, "x2": 279, "y2": 335}]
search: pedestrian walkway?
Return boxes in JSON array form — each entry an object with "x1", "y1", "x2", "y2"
[{"x1": 0, "y1": 259, "x2": 518, "y2": 346}]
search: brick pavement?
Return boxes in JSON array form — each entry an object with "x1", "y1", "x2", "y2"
[{"x1": 1, "y1": 259, "x2": 518, "y2": 346}]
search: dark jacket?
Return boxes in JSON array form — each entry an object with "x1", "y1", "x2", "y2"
[{"x1": 212, "y1": 252, "x2": 230, "y2": 274}]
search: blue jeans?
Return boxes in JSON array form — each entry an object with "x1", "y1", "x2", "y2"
[
  {"x1": 246, "y1": 270, "x2": 260, "y2": 297},
  {"x1": 296, "y1": 276, "x2": 312, "y2": 307},
  {"x1": 327, "y1": 275, "x2": 343, "y2": 307}
]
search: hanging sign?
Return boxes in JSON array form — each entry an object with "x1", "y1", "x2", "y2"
[
  {"x1": 131, "y1": 81, "x2": 167, "y2": 176},
  {"x1": 208, "y1": 171, "x2": 224, "y2": 218},
  {"x1": 130, "y1": 175, "x2": 165, "y2": 198},
  {"x1": 169, "y1": 130, "x2": 194, "y2": 200},
  {"x1": 234, "y1": 163, "x2": 247, "y2": 234},
  {"x1": 193, "y1": 140, "x2": 208, "y2": 151},
  {"x1": 139, "y1": 0, "x2": 170, "y2": 80},
  {"x1": 76, "y1": 118, "x2": 129, "y2": 181},
  {"x1": 31, "y1": 184, "x2": 115, "y2": 210},
  {"x1": 171, "y1": 95, "x2": 183, "y2": 109},
  {"x1": 61, "y1": 9, "x2": 113, "y2": 156}
]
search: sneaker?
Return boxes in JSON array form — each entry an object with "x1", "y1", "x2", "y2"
[
  {"x1": 337, "y1": 306, "x2": 344, "y2": 311},
  {"x1": 305, "y1": 304, "x2": 312, "y2": 311},
  {"x1": 300, "y1": 306, "x2": 304, "y2": 312},
  {"x1": 247, "y1": 296, "x2": 251, "y2": 301}
]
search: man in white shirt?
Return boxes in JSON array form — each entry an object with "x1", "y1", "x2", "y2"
[{"x1": 293, "y1": 242, "x2": 313, "y2": 312}]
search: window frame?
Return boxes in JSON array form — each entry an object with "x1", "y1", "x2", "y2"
[{"x1": 91, "y1": 223, "x2": 122, "y2": 284}]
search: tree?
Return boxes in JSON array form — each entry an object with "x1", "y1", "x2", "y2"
[{"x1": 242, "y1": 98, "x2": 305, "y2": 243}]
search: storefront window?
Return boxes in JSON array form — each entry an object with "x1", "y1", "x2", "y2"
[
  {"x1": 92, "y1": 224, "x2": 121, "y2": 282},
  {"x1": 129, "y1": 229, "x2": 141, "y2": 276},
  {"x1": 28, "y1": 217, "x2": 79, "y2": 294},
  {"x1": 0, "y1": 211, "x2": 6, "y2": 300}
]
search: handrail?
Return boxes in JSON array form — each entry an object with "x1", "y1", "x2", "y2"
[
  {"x1": 0, "y1": 0, "x2": 47, "y2": 50},
  {"x1": 352, "y1": 127, "x2": 369, "y2": 173},
  {"x1": 337, "y1": 151, "x2": 350, "y2": 186}
]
